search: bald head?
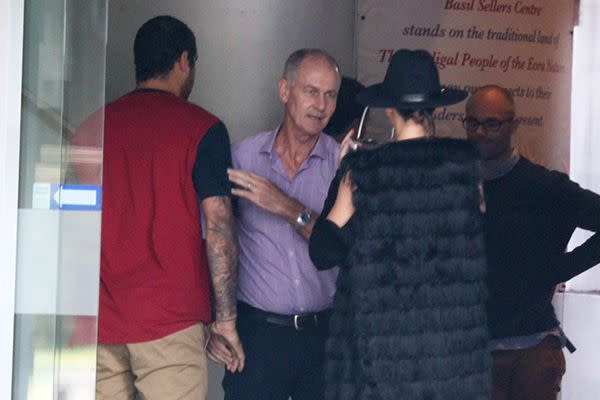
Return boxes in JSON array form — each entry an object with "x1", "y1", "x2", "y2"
[
  {"x1": 283, "y1": 48, "x2": 340, "y2": 85},
  {"x1": 466, "y1": 85, "x2": 515, "y2": 117},
  {"x1": 465, "y1": 85, "x2": 519, "y2": 161}
]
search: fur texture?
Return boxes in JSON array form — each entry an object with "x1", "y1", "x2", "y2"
[{"x1": 326, "y1": 138, "x2": 490, "y2": 400}]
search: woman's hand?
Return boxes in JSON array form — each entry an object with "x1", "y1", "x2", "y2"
[
  {"x1": 326, "y1": 172, "x2": 355, "y2": 228},
  {"x1": 338, "y1": 129, "x2": 357, "y2": 164}
]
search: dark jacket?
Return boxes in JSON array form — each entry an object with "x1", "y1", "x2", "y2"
[{"x1": 311, "y1": 138, "x2": 491, "y2": 400}]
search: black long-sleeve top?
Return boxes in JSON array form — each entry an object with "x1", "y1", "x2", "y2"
[
  {"x1": 309, "y1": 168, "x2": 356, "y2": 270},
  {"x1": 483, "y1": 157, "x2": 600, "y2": 338}
]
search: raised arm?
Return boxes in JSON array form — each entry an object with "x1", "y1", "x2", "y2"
[
  {"x1": 309, "y1": 169, "x2": 355, "y2": 270},
  {"x1": 227, "y1": 168, "x2": 318, "y2": 240},
  {"x1": 547, "y1": 173, "x2": 600, "y2": 284}
]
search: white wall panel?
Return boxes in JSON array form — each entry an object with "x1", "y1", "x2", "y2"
[
  {"x1": 567, "y1": 0, "x2": 600, "y2": 291},
  {"x1": 556, "y1": 293, "x2": 600, "y2": 399},
  {"x1": 106, "y1": 0, "x2": 356, "y2": 142}
]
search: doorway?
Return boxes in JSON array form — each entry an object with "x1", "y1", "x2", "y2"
[{"x1": 10, "y1": 1, "x2": 108, "y2": 399}]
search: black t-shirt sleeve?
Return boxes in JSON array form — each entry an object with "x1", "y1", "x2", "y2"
[{"x1": 192, "y1": 121, "x2": 232, "y2": 200}]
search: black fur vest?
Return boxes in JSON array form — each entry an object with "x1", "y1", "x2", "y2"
[{"x1": 325, "y1": 138, "x2": 490, "y2": 400}]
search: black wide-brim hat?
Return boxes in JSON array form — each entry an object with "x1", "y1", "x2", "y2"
[{"x1": 357, "y1": 49, "x2": 467, "y2": 109}]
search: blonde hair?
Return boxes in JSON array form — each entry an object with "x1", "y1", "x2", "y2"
[{"x1": 397, "y1": 108, "x2": 436, "y2": 137}]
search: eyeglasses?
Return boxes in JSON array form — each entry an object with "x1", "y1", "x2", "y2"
[{"x1": 462, "y1": 117, "x2": 514, "y2": 132}]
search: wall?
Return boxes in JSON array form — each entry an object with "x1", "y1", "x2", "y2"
[
  {"x1": 355, "y1": 0, "x2": 574, "y2": 172},
  {"x1": 559, "y1": 1, "x2": 600, "y2": 397},
  {"x1": 554, "y1": 292, "x2": 600, "y2": 399},
  {"x1": 566, "y1": 0, "x2": 600, "y2": 291},
  {"x1": 106, "y1": 0, "x2": 356, "y2": 142}
]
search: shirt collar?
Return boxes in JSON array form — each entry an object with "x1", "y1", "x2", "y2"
[
  {"x1": 482, "y1": 149, "x2": 520, "y2": 181},
  {"x1": 259, "y1": 126, "x2": 279, "y2": 156},
  {"x1": 259, "y1": 125, "x2": 329, "y2": 161}
]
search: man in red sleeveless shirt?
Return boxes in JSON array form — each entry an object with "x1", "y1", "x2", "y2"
[{"x1": 81, "y1": 16, "x2": 245, "y2": 399}]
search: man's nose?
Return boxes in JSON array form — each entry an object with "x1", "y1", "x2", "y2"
[
  {"x1": 475, "y1": 123, "x2": 486, "y2": 137},
  {"x1": 314, "y1": 95, "x2": 326, "y2": 111}
]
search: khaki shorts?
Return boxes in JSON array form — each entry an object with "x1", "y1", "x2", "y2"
[{"x1": 96, "y1": 323, "x2": 209, "y2": 400}]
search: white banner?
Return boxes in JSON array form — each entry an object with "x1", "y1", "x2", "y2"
[{"x1": 357, "y1": 0, "x2": 574, "y2": 171}]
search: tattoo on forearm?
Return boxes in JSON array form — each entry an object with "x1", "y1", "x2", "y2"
[{"x1": 203, "y1": 196, "x2": 239, "y2": 321}]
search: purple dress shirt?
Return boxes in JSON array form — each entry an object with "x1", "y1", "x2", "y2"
[{"x1": 232, "y1": 127, "x2": 340, "y2": 314}]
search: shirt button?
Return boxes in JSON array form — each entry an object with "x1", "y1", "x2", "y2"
[
  {"x1": 288, "y1": 250, "x2": 295, "y2": 257},
  {"x1": 300, "y1": 307, "x2": 305, "y2": 312},
  {"x1": 294, "y1": 279, "x2": 300, "y2": 287}
]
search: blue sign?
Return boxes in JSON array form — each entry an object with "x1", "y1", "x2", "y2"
[{"x1": 50, "y1": 184, "x2": 102, "y2": 211}]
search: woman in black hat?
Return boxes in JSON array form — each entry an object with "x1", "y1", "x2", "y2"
[{"x1": 309, "y1": 49, "x2": 490, "y2": 399}]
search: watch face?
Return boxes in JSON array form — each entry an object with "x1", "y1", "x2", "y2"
[
  {"x1": 297, "y1": 210, "x2": 311, "y2": 227},
  {"x1": 300, "y1": 211, "x2": 310, "y2": 223}
]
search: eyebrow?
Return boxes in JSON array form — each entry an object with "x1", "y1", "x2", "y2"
[{"x1": 303, "y1": 84, "x2": 337, "y2": 94}]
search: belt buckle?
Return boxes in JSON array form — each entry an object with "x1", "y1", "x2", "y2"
[
  {"x1": 294, "y1": 314, "x2": 302, "y2": 330},
  {"x1": 293, "y1": 314, "x2": 319, "y2": 330}
]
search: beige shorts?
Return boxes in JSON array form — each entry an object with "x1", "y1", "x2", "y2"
[{"x1": 96, "y1": 323, "x2": 209, "y2": 400}]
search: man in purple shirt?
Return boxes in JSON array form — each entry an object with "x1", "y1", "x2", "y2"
[{"x1": 214, "y1": 48, "x2": 340, "y2": 399}]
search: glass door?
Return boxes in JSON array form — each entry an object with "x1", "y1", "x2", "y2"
[{"x1": 12, "y1": 1, "x2": 107, "y2": 399}]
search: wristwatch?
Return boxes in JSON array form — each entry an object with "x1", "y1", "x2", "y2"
[{"x1": 294, "y1": 209, "x2": 312, "y2": 229}]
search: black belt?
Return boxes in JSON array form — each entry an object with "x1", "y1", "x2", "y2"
[
  {"x1": 566, "y1": 338, "x2": 577, "y2": 353},
  {"x1": 238, "y1": 302, "x2": 330, "y2": 331}
]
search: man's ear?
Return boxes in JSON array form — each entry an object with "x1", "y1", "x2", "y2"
[
  {"x1": 278, "y1": 78, "x2": 289, "y2": 104},
  {"x1": 509, "y1": 117, "x2": 520, "y2": 135},
  {"x1": 177, "y1": 51, "x2": 191, "y2": 74}
]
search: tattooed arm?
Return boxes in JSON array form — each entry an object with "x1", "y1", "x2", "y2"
[
  {"x1": 202, "y1": 195, "x2": 245, "y2": 372},
  {"x1": 203, "y1": 195, "x2": 238, "y2": 320}
]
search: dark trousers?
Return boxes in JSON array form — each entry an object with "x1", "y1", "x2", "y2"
[
  {"x1": 491, "y1": 335, "x2": 566, "y2": 400},
  {"x1": 222, "y1": 305, "x2": 329, "y2": 400}
]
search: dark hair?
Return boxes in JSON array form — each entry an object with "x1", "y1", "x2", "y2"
[
  {"x1": 324, "y1": 77, "x2": 365, "y2": 139},
  {"x1": 134, "y1": 16, "x2": 197, "y2": 82},
  {"x1": 283, "y1": 48, "x2": 340, "y2": 82},
  {"x1": 396, "y1": 108, "x2": 436, "y2": 136}
]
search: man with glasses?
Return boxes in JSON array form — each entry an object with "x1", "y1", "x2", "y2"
[{"x1": 464, "y1": 85, "x2": 600, "y2": 400}]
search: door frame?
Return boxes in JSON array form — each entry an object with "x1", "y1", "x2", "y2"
[{"x1": 0, "y1": 0, "x2": 25, "y2": 398}]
